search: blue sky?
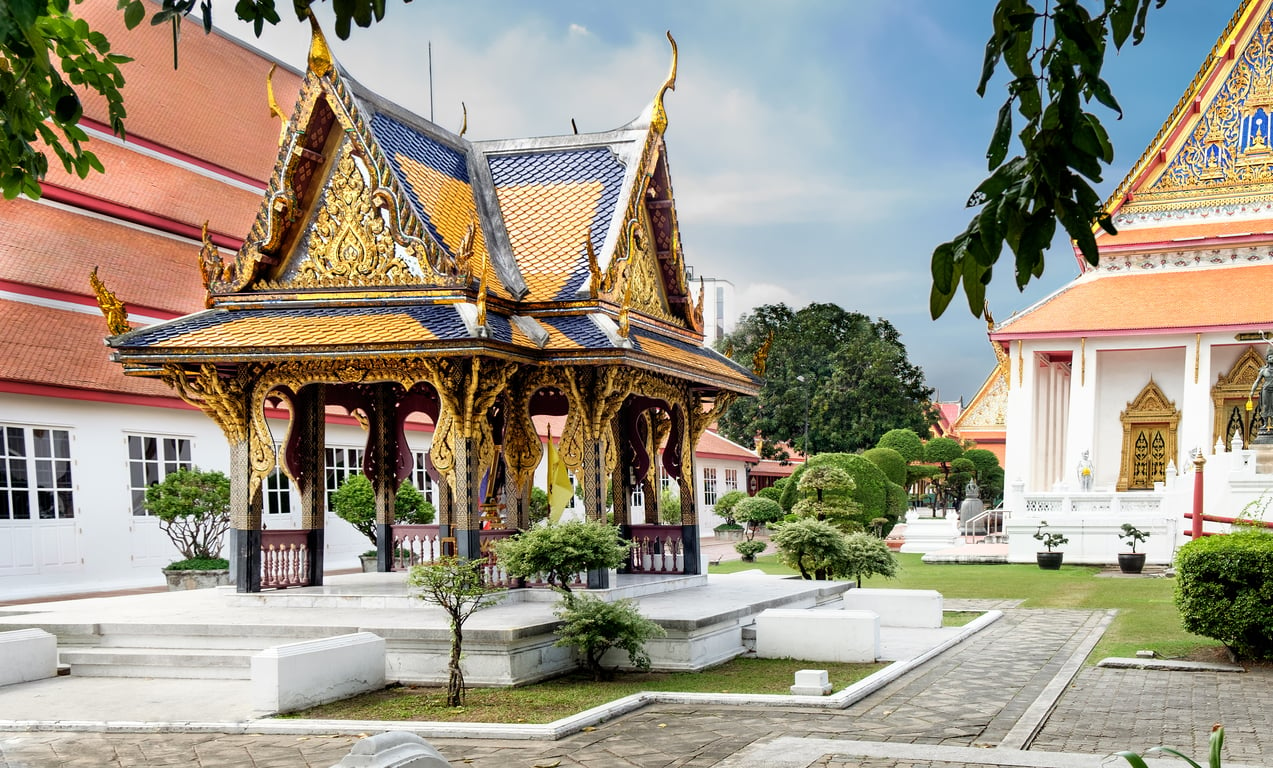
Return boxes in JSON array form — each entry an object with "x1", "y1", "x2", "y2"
[{"x1": 215, "y1": 0, "x2": 1239, "y2": 404}]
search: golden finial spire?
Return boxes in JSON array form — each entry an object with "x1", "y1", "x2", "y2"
[
  {"x1": 984, "y1": 301, "x2": 1010, "y2": 372},
  {"x1": 307, "y1": 10, "x2": 334, "y2": 78},
  {"x1": 650, "y1": 31, "x2": 677, "y2": 135},
  {"x1": 89, "y1": 266, "x2": 131, "y2": 336},
  {"x1": 617, "y1": 268, "x2": 633, "y2": 339},
  {"x1": 585, "y1": 238, "x2": 602, "y2": 298},
  {"x1": 458, "y1": 102, "x2": 467, "y2": 138},
  {"x1": 266, "y1": 64, "x2": 288, "y2": 146},
  {"x1": 752, "y1": 331, "x2": 773, "y2": 377},
  {"x1": 475, "y1": 247, "x2": 489, "y2": 328}
]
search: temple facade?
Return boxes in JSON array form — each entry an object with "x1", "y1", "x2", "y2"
[{"x1": 989, "y1": 0, "x2": 1273, "y2": 562}]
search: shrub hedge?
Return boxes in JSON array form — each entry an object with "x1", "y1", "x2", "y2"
[{"x1": 1174, "y1": 530, "x2": 1273, "y2": 660}]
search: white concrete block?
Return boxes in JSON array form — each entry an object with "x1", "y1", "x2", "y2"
[
  {"x1": 791, "y1": 668, "x2": 831, "y2": 696},
  {"x1": 754, "y1": 608, "x2": 878, "y2": 663},
  {"x1": 251, "y1": 632, "x2": 385, "y2": 715},
  {"x1": 0, "y1": 629, "x2": 58, "y2": 687},
  {"x1": 841, "y1": 588, "x2": 943, "y2": 628}
]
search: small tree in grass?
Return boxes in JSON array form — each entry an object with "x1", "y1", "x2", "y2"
[
  {"x1": 841, "y1": 531, "x2": 898, "y2": 585},
  {"x1": 733, "y1": 496, "x2": 783, "y2": 542},
  {"x1": 143, "y1": 467, "x2": 231, "y2": 567},
  {"x1": 331, "y1": 474, "x2": 432, "y2": 548},
  {"x1": 772, "y1": 517, "x2": 852, "y2": 580},
  {"x1": 493, "y1": 520, "x2": 632, "y2": 592},
  {"x1": 408, "y1": 557, "x2": 500, "y2": 706},
  {"x1": 554, "y1": 591, "x2": 666, "y2": 681}
]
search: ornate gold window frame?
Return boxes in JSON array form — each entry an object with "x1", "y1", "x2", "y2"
[{"x1": 1117, "y1": 379, "x2": 1180, "y2": 492}]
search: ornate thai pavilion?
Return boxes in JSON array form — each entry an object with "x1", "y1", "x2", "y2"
[{"x1": 100, "y1": 21, "x2": 759, "y2": 591}]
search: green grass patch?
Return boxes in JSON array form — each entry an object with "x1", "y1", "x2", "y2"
[
  {"x1": 943, "y1": 611, "x2": 981, "y2": 627},
  {"x1": 281, "y1": 658, "x2": 885, "y2": 723},
  {"x1": 712, "y1": 553, "x2": 1221, "y2": 661}
]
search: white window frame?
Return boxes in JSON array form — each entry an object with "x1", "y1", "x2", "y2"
[
  {"x1": 265, "y1": 443, "x2": 293, "y2": 516},
  {"x1": 724, "y1": 468, "x2": 739, "y2": 492},
  {"x1": 325, "y1": 446, "x2": 365, "y2": 512},
  {"x1": 126, "y1": 433, "x2": 193, "y2": 516},
  {"x1": 702, "y1": 467, "x2": 718, "y2": 506},
  {"x1": 411, "y1": 450, "x2": 436, "y2": 507},
  {"x1": 1, "y1": 425, "x2": 75, "y2": 521}
]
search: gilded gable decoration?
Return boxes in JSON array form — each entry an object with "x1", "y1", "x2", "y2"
[
  {"x1": 650, "y1": 32, "x2": 677, "y2": 137},
  {"x1": 89, "y1": 267, "x2": 131, "y2": 337},
  {"x1": 1212, "y1": 345, "x2": 1267, "y2": 449},
  {"x1": 1117, "y1": 379, "x2": 1181, "y2": 491}
]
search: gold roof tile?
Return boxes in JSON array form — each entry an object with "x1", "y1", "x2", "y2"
[{"x1": 157, "y1": 313, "x2": 437, "y2": 348}]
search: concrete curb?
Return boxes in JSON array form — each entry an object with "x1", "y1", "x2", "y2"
[
  {"x1": 1098, "y1": 656, "x2": 1246, "y2": 673},
  {"x1": 0, "y1": 611, "x2": 1003, "y2": 741}
]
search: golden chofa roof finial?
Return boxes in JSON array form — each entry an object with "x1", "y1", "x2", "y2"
[
  {"x1": 307, "y1": 10, "x2": 334, "y2": 78},
  {"x1": 650, "y1": 31, "x2": 677, "y2": 135},
  {"x1": 266, "y1": 64, "x2": 288, "y2": 146},
  {"x1": 89, "y1": 266, "x2": 132, "y2": 337}
]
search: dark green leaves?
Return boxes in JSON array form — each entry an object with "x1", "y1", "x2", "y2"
[{"x1": 932, "y1": 0, "x2": 1163, "y2": 319}]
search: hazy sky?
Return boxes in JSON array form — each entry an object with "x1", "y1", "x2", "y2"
[{"x1": 211, "y1": 0, "x2": 1238, "y2": 404}]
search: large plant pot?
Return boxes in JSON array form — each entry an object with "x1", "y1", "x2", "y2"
[
  {"x1": 1118, "y1": 552, "x2": 1146, "y2": 574},
  {"x1": 1036, "y1": 551, "x2": 1064, "y2": 570},
  {"x1": 359, "y1": 555, "x2": 379, "y2": 573},
  {"x1": 163, "y1": 569, "x2": 231, "y2": 591}
]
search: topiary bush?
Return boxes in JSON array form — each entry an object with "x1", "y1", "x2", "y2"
[
  {"x1": 841, "y1": 531, "x2": 898, "y2": 585},
  {"x1": 712, "y1": 489, "x2": 747, "y2": 523},
  {"x1": 876, "y1": 428, "x2": 924, "y2": 463},
  {"x1": 734, "y1": 539, "x2": 767, "y2": 561},
  {"x1": 331, "y1": 474, "x2": 431, "y2": 546},
  {"x1": 771, "y1": 517, "x2": 851, "y2": 580},
  {"x1": 733, "y1": 495, "x2": 784, "y2": 541},
  {"x1": 779, "y1": 453, "x2": 888, "y2": 526},
  {"x1": 492, "y1": 520, "x2": 633, "y2": 592},
  {"x1": 862, "y1": 447, "x2": 907, "y2": 487},
  {"x1": 1175, "y1": 530, "x2": 1273, "y2": 660},
  {"x1": 884, "y1": 481, "x2": 908, "y2": 520},
  {"x1": 757, "y1": 485, "x2": 783, "y2": 503}
]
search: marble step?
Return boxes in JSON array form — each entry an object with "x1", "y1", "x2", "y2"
[
  {"x1": 59, "y1": 647, "x2": 256, "y2": 680},
  {"x1": 89, "y1": 622, "x2": 352, "y2": 650}
]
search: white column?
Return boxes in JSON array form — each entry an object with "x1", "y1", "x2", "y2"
[
  {"x1": 1003, "y1": 340, "x2": 1035, "y2": 495},
  {"x1": 1066, "y1": 340, "x2": 1096, "y2": 488},
  {"x1": 1181, "y1": 334, "x2": 1214, "y2": 458}
]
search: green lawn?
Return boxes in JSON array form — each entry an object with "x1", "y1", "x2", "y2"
[
  {"x1": 712, "y1": 552, "x2": 1220, "y2": 661},
  {"x1": 283, "y1": 658, "x2": 885, "y2": 723}
]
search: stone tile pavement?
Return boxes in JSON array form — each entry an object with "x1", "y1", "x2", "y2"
[{"x1": 3, "y1": 607, "x2": 1271, "y2": 768}]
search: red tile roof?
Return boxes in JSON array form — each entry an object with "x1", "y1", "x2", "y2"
[
  {"x1": 0, "y1": 198, "x2": 207, "y2": 314},
  {"x1": 995, "y1": 263, "x2": 1273, "y2": 336},
  {"x1": 696, "y1": 430, "x2": 760, "y2": 462},
  {"x1": 72, "y1": 3, "x2": 302, "y2": 183},
  {"x1": 0, "y1": 301, "x2": 173, "y2": 397}
]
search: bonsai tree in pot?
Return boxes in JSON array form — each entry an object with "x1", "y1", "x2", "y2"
[
  {"x1": 143, "y1": 467, "x2": 231, "y2": 589},
  {"x1": 1117, "y1": 523, "x2": 1150, "y2": 574},
  {"x1": 1033, "y1": 520, "x2": 1068, "y2": 570},
  {"x1": 331, "y1": 474, "x2": 432, "y2": 570}
]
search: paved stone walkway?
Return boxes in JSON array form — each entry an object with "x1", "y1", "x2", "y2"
[{"x1": 2, "y1": 607, "x2": 1270, "y2": 768}]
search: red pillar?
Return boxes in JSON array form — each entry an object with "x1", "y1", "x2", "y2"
[{"x1": 1191, "y1": 452, "x2": 1206, "y2": 539}]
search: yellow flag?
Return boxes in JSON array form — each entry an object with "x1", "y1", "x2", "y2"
[{"x1": 547, "y1": 425, "x2": 572, "y2": 523}]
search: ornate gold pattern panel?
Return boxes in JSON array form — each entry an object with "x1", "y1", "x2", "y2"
[
  {"x1": 1117, "y1": 379, "x2": 1181, "y2": 492},
  {"x1": 1212, "y1": 345, "x2": 1266, "y2": 450},
  {"x1": 426, "y1": 357, "x2": 518, "y2": 492},
  {"x1": 1144, "y1": 11, "x2": 1273, "y2": 204},
  {"x1": 957, "y1": 371, "x2": 1008, "y2": 429},
  {"x1": 161, "y1": 364, "x2": 252, "y2": 444}
]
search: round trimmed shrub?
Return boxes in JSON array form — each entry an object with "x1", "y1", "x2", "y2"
[
  {"x1": 862, "y1": 447, "x2": 907, "y2": 487},
  {"x1": 876, "y1": 429, "x2": 924, "y2": 463},
  {"x1": 884, "y1": 481, "x2": 908, "y2": 519},
  {"x1": 779, "y1": 453, "x2": 888, "y2": 525},
  {"x1": 1175, "y1": 530, "x2": 1273, "y2": 660}
]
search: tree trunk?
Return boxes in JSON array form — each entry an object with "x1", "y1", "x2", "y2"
[{"x1": 447, "y1": 621, "x2": 464, "y2": 707}]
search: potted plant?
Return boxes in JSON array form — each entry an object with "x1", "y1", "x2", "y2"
[
  {"x1": 1033, "y1": 520, "x2": 1068, "y2": 570},
  {"x1": 1117, "y1": 523, "x2": 1150, "y2": 574},
  {"x1": 331, "y1": 474, "x2": 432, "y2": 571},
  {"x1": 144, "y1": 467, "x2": 232, "y2": 589}
]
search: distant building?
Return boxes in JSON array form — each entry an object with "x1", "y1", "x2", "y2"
[{"x1": 684, "y1": 267, "x2": 736, "y2": 348}]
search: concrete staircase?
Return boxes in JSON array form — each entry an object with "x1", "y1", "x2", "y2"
[{"x1": 54, "y1": 623, "x2": 353, "y2": 680}]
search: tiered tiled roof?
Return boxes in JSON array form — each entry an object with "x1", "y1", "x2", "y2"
[{"x1": 107, "y1": 21, "x2": 759, "y2": 396}]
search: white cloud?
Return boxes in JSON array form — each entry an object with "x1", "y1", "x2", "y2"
[{"x1": 567, "y1": 23, "x2": 590, "y2": 38}]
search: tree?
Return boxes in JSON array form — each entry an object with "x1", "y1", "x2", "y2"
[
  {"x1": 779, "y1": 453, "x2": 890, "y2": 529},
  {"x1": 492, "y1": 520, "x2": 632, "y2": 592},
  {"x1": 962, "y1": 448, "x2": 1004, "y2": 504},
  {"x1": 931, "y1": 0, "x2": 1165, "y2": 319},
  {"x1": 717, "y1": 303, "x2": 936, "y2": 456},
  {"x1": 876, "y1": 429, "x2": 925, "y2": 464},
  {"x1": 553, "y1": 592, "x2": 665, "y2": 681},
  {"x1": 408, "y1": 558, "x2": 500, "y2": 706},
  {"x1": 528, "y1": 487, "x2": 550, "y2": 526},
  {"x1": 330, "y1": 474, "x2": 431, "y2": 547},
  {"x1": 923, "y1": 437, "x2": 965, "y2": 512},
  {"x1": 731, "y1": 496, "x2": 784, "y2": 542},
  {"x1": 5, "y1": 1, "x2": 403, "y2": 201},
  {"x1": 840, "y1": 531, "x2": 899, "y2": 586},
  {"x1": 658, "y1": 486, "x2": 681, "y2": 525},
  {"x1": 771, "y1": 517, "x2": 852, "y2": 581},
  {"x1": 713, "y1": 489, "x2": 747, "y2": 525},
  {"x1": 143, "y1": 467, "x2": 230, "y2": 563},
  {"x1": 790, "y1": 464, "x2": 861, "y2": 532}
]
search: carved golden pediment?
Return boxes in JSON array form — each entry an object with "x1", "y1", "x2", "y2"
[
  {"x1": 1118, "y1": 379, "x2": 1180, "y2": 492},
  {"x1": 1212, "y1": 345, "x2": 1267, "y2": 450}
]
